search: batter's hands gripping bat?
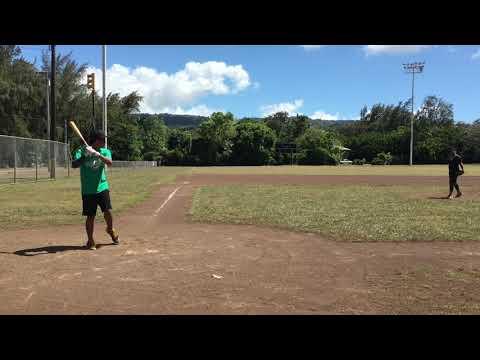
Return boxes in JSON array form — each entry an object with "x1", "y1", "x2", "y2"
[{"x1": 68, "y1": 120, "x2": 88, "y2": 147}]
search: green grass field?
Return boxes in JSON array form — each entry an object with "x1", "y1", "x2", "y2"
[
  {"x1": 2, "y1": 165, "x2": 480, "y2": 239},
  {"x1": 192, "y1": 164, "x2": 480, "y2": 176},
  {"x1": 190, "y1": 184, "x2": 480, "y2": 242},
  {"x1": 0, "y1": 167, "x2": 191, "y2": 230}
]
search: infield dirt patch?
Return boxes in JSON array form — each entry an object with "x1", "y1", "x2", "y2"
[{"x1": 1, "y1": 173, "x2": 479, "y2": 314}]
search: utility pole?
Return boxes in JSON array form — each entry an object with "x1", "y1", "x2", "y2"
[
  {"x1": 36, "y1": 71, "x2": 50, "y2": 140},
  {"x1": 402, "y1": 61, "x2": 425, "y2": 166},
  {"x1": 102, "y1": 45, "x2": 107, "y2": 148},
  {"x1": 50, "y1": 45, "x2": 56, "y2": 179},
  {"x1": 46, "y1": 75, "x2": 50, "y2": 142}
]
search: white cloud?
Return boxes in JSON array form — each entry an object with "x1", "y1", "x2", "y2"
[
  {"x1": 472, "y1": 49, "x2": 480, "y2": 59},
  {"x1": 158, "y1": 105, "x2": 223, "y2": 117},
  {"x1": 260, "y1": 101, "x2": 349, "y2": 121},
  {"x1": 310, "y1": 110, "x2": 340, "y2": 120},
  {"x1": 364, "y1": 45, "x2": 433, "y2": 55},
  {"x1": 84, "y1": 61, "x2": 251, "y2": 113},
  {"x1": 260, "y1": 99, "x2": 304, "y2": 117},
  {"x1": 300, "y1": 45, "x2": 326, "y2": 51}
]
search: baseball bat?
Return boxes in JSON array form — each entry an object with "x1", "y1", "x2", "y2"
[{"x1": 68, "y1": 121, "x2": 88, "y2": 147}]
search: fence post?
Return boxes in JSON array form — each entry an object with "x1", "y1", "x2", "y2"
[
  {"x1": 47, "y1": 140, "x2": 50, "y2": 176},
  {"x1": 52, "y1": 142, "x2": 56, "y2": 180},
  {"x1": 67, "y1": 142, "x2": 70, "y2": 177},
  {"x1": 35, "y1": 143, "x2": 38, "y2": 182},
  {"x1": 13, "y1": 138, "x2": 17, "y2": 184},
  {"x1": 50, "y1": 141, "x2": 55, "y2": 179}
]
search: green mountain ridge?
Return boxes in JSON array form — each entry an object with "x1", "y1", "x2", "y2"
[{"x1": 138, "y1": 113, "x2": 357, "y2": 128}]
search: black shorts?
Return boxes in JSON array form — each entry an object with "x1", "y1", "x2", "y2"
[
  {"x1": 449, "y1": 173, "x2": 459, "y2": 181},
  {"x1": 82, "y1": 190, "x2": 112, "y2": 216}
]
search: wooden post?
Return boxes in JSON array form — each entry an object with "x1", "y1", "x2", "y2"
[
  {"x1": 13, "y1": 138, "x2": 17, "y2": 184},
  {"x1": 67, "y1": 142, "x2": 70, "y2": 177},
  {"x1": 35, "y1": 145, "x2": 38, "y2": 182}
]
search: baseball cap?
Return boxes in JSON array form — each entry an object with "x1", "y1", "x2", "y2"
[
  {"x1": 94, "y1": 129, "x2": 107, "y2": 140},
  {"x1": 89, "y1": 129, "x2": 107, "y2": 141}
]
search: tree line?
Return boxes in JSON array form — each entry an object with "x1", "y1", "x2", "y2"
[
  {"x1": 1, "y1": 45, "x2": 479, "y2": 165},
  {"x1": 334, "y1": 98, "x2": 480, "y2": 164}
]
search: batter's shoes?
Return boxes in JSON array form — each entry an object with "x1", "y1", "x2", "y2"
[{"x1": 107, "y1": 228, "x2": 120, "y2": 244}]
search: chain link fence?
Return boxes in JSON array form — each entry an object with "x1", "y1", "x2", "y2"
[
  {"x1": 106, "y1": 161, "x2": 160, "y2": 178},
  {"x1": 1, "y1": 135, "x2": 161, "y2": 185},
  {"x1": 110, "y1": 160, "x2": 159, "y2": 169},
  {"x1": 0, "y1": 135, "x2": 72, "y2": 184}
]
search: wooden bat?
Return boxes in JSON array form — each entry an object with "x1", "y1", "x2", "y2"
[{"x1": 68, "y1": 121, "x2": 88, "y2": 147}]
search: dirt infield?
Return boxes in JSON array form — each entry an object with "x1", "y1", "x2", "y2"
[
  {"x1": 1, "y1": 173, "x2": 480, "y2": 314},
  {"x1": 177, "y1": 173, "x2": 480, "y2": 186}
]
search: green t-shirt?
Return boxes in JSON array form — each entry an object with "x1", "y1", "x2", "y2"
[{"x1": 74, "y1": 147, "x2": 112, "y2": 195}]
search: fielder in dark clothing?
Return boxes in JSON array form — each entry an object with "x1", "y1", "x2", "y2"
[{"x1": 447, "y1": 149, "x2": 464, "y2": 199}]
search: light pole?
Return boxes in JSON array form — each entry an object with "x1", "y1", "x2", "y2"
[
  {"x1": 403, "y1": 61, "x2": 425, "y2": 166},
  {"x1": 102, "y1": 45, "x2": 107, "y2": 148}
]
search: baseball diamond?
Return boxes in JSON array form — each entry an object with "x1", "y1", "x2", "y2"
[
  {"x1": 2, "y1": 44, "x2": 480, "y2": 315},
  {"x1": 1, "y1": 167, "x2": 480, "y2": 314}
]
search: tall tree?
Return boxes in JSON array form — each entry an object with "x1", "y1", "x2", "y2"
[
  {"x1": 41, "y1": 50, "x2": 88, "y2": 140},
  {"x1": 263, "y1": 111, "x2": 291, "y2": 142},
  {"x1": 462, "y1": 120, "x2": 480, "y2": 162},
  {"x1": 231, "y1": 121, "x2": 277, "y2": 165},
  {"x1": 104, "y1": 91, "x2": 144, "y2": 160},
  {"x1": 0, "y1": 45, "x2": 44, "y2": 137},
  {"x1": 415, "y1": 96, "x2": 454, "y2": 128},
  {"x1": 198, "y1": 112, "x2": 236, "y2": 164},
  {"x1": 296, "y1": 128, "x2": 343, "y2": 165},
  {"x1": 139, "y1": 115, "x2": 168, "y2": 160},
  {"x1": 291, "y1": 114, "x2": 311, "y2": 139}
]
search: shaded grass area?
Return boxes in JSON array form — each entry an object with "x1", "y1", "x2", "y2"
[
  {"x1": 192, "y1": 164, "x2": 480, "y2": 176},
  {"x1": 0, "y1": 167, "x2": 191, "y2": 230},
  {"x1": 190, "y1": 184, "x2": 480, "y2": 242}
]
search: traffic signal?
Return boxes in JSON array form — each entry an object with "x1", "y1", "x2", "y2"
[{"x1": 87, "y1": 73, "x2": 95, "y2": 90}]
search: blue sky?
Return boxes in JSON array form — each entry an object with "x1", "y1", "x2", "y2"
[{"x1": 19, "y1": 45, "x2": 480, "y2": 122}]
